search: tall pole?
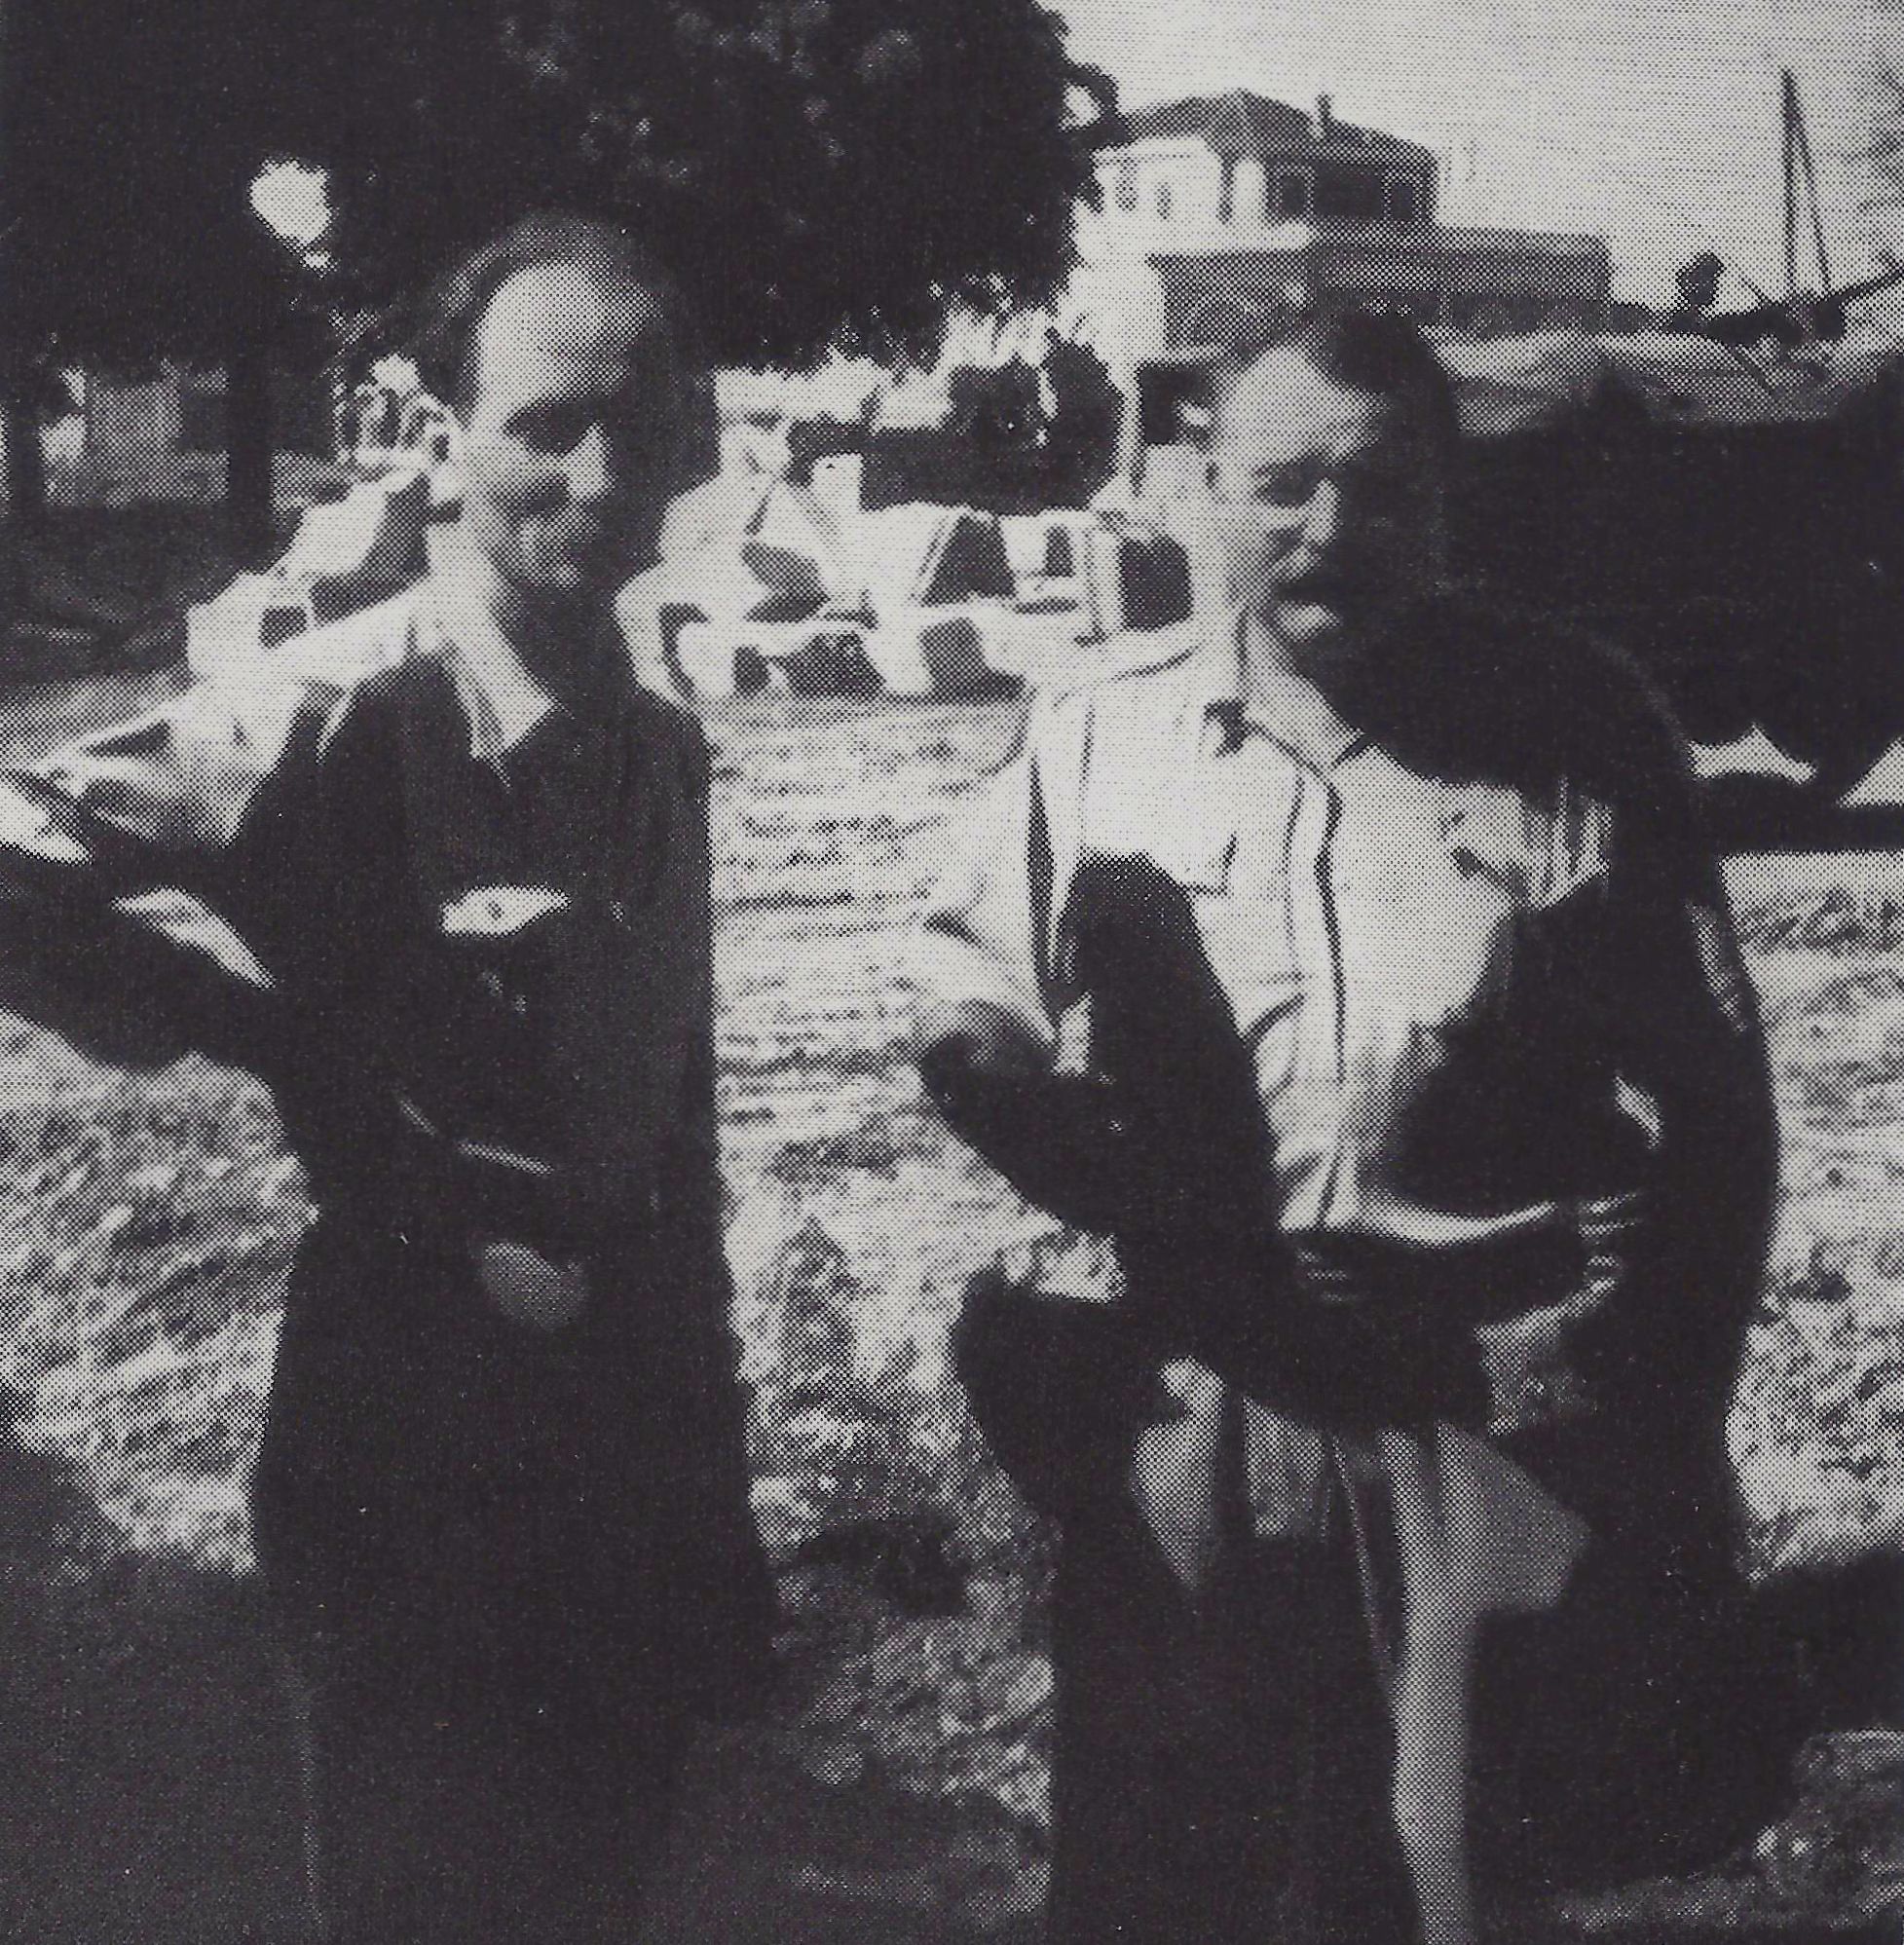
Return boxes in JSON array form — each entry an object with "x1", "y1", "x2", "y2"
[
  {"x1": 1787, "y1": 71, "x2": 1833, "y2": 298},
  {"x1": 1783, "y1": 68, "x2": 1801, "y2": 303}
]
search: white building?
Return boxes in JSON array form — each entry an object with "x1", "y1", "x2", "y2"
[{"x1": 1063, "y1": 91, "x2": 1613, "y2": 383}]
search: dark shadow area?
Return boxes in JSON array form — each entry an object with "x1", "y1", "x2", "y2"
[
  {"x1": 0, "y1": 1402, "x2": 309, "y2": 1944},
  {"x1": 0, "y1": 1384, "x2": 1040, "y2": 1944},
  {"x1": 653, "y1": 1734, "x2": 1041, "y2": 1943}
]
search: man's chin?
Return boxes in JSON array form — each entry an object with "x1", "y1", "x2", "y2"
[{"x1": 523, "y1": 551, "x2": 625, "y2": 611}]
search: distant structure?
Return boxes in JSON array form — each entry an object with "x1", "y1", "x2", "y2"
[
  {"x1": 1065, "y1": 90, "x2": 1613, "y2": 372},
  {"x1": 45, "y1": 363, "x2": 338, "y2": 508}
]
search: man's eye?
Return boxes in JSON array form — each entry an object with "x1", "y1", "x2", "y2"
[
  {"x1": 1251, "y1": 465, "x2": 1321, "y2": 507},
  {"x1": 513, "y1": 409, "x2": 588, "y2": 454}
]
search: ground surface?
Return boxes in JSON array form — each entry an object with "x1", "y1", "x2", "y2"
[{"x1": 0, "y1": 673, "x2": 1894, "y2": 1941}]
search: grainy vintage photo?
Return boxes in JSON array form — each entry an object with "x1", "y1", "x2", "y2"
[{"x1": 0, "y1": 3, "x2": 1898, "y2": 1940}]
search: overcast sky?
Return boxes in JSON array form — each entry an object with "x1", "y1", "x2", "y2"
[{"x1": 1054, "y1": 0, "x2": 1890, "y2": 300}]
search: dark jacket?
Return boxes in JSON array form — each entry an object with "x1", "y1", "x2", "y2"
[{"x1": 0, "y1": 592, "x2": 773, "y2": 1705}]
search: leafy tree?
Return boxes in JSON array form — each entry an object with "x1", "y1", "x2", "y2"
[
  {"x1": 312, "y1": 0, "x2": 1114, "y2": 369},
  {"x1": 2, "y1": 0, "x2": 332, "y2": 542},
  {"x1": 1, "y1": 0, "x2": 1113, "y2": 538}
]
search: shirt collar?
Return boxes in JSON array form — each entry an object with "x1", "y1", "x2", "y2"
[
  {"x1": 1198, "y1": 607, "x2": 1368, "y2": 772},
  {"x1": 423, "y1": 523, "x2": 569, "y2": 768}
]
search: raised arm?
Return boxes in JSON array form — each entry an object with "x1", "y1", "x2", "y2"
[{"x1": 0, "y1": 666, "x2": 339, "y2": 1072}]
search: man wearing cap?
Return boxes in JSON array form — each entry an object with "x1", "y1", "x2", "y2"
[
  {"x1": 913, "y1": 311, "x2": 1778, "y2": 1943},
  {"x1": 0, "y1": 212, "x2": 771, "y2": 1941}
]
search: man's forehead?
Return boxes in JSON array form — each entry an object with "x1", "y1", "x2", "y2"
[
  {"x1": 1216, "y1": 349, "x2": 1428, "y2": 458},
  {"x1": 469, "y1": 261, "x2": 677, "y2": 400}
]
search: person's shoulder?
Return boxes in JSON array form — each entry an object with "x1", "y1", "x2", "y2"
[
  {"x1": 1479, "y1": 600, "x2": 1687, "y2": 806},
  {"x1": 1029, "y1": 620, "x2": 1206, "y2": 731},
  {"x1": 626, "y1": 675, "x2": 717, "y2": 793},
  {"x1": 627, "y1": 663, "x2": 705, "y2": 740},
  {"x1": 1382, "y1": 592, "x2": 1687, "y2": 804}
]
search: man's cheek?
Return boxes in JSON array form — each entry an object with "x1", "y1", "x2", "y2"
[{"x1": 1243, "y1": 531, "x2": 1302, "y2": 591}]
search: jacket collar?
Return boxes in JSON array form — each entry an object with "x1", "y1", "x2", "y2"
[
  {"x1": 423, "y1": 523, "x2": 591, "y2": 769},
  {"x1": 1194, "y1": 607, "x2": 1368, "y2": 772}
]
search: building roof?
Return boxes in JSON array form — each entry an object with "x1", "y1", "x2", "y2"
[{"x1": 1119, "y1": 90, "x2": 1434, "y2": 168}]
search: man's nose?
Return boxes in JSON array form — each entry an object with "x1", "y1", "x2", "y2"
[
  {"x1": 1299, "y1": 478, "x2": 1345, "y2": 549},
  {"x1": 566, "y1": 423, "x2": 621, "y2": 505}
]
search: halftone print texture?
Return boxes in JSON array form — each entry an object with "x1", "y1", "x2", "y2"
[{"x1": 3, "y1": 28, "x2": 1904, "y2": 1945}]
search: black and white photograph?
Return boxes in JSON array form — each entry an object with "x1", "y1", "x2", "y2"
[{"x1": 0, "y1": 2, "x2": 1897, "y2": 1938}]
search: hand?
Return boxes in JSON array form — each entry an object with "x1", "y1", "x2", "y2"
[
  {"x1": 915, "y1": 999, "x2": 1047, "y2": 1102},
  {"x1": 1576, "y1": 1188, "x2": 1649, "y2": 1305}
]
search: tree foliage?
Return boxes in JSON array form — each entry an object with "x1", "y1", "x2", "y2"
[
  {"x1": 6, "y1": 1, "x2": 319, "y2": 370},
  {"x1": 9, "y1": 0, "x2": 1105, "y2": 371},
  {"x1": 1, "y1": 0, "x2": 1110, "y2": 531},
  {"x1": 308, "y1": 0, "x2": 1111, "y2": 370}
]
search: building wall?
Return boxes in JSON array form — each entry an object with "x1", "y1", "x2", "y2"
[
  {"x1": 1094, "y1": 133, "x2": 1435, "y2": 240},
  {"x1": 1141, "y1": 229, "x2": 1611, "y2": 354},
  {"x1": 1097, "y1": 138, "x2": 1228, "y2": 230}
]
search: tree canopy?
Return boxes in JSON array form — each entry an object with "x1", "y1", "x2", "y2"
[
  {"x1": 316, "y1": 0, "x2": 1112, "y2": 371},
  {"x1": 1, "y1": 0, "x2": 1112, "y2": 530},
  {"x1": 5, "y1": 1, "x2": 320, "y2": 371},
  {"x1": 7, "y1": 0, "x2": 1108, "y2": 370}
]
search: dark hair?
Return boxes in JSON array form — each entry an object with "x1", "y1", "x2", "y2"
[
  {"x1": 408, "y1": 210, "x2": 702, "y2": 418},
  {"x1": 1210, "y1": 308, "x2": 1460, "y2": 458}
]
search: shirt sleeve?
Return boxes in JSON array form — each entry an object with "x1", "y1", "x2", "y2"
[
  {"x1": 7, "y1": 673, "x2": 317, "y2": 897},
  {"x1": 0, "y1": 668, "x2": 334, "y2": 1066},
  {"x1": 1589, "y1": 676, "x2": 1778, "y2": 1398},
  {"x1": 910, "y1": 697, "x2": 1082, "y2": 1062}
]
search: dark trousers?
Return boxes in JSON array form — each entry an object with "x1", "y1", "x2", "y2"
[
  {"x1": 1046, "y1": 1512, "x2": 1416, "y2": 1945},
  {"x1": 274, "y1": 1575, "x2": 691, "y2": 1945}
]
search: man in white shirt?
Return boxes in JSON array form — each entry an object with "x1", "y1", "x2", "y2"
[{"x1": 914, "y1": 311, "x2": 1777, "y2": 1943}]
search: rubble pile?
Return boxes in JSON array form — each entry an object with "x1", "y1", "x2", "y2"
[{"x1": 180, "y1": 437, "x2": 1196, "y2": 700}]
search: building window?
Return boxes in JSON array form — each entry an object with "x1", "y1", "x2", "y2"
[
  {"x1": 1154, "y1": 181, "x2": 1173, "y2": 219},
  {"x1": 1115, "y1": 162, "x2": 1138, "y2": 212},
  {"x1": 1317, "y1": 170, "x2": 1385, "y2": 222},
  {"x1": 1385, "y1": 176, "x2": 1420, "y2": 224},
  {"x1": 1274, "y1": 169, "x2": 1313, "y2": 220}
]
